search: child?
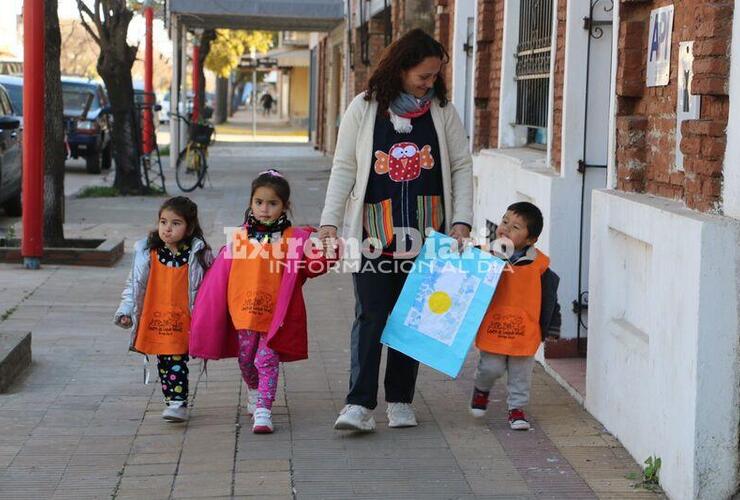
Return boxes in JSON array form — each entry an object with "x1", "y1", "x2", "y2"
[
  {"x1": 114, "y1": 196, "x2": 212, "y2": 423},
  {"x1": 190, "y1": 169, "x2": 333, "y2": 434},
  {"x1": 470, "y1": 202, "x2": 561, "y2": 430}
]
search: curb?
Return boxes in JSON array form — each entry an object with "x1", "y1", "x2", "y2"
[{"x1": 0, "y1": 331, "x2": 31, "y2": 392}]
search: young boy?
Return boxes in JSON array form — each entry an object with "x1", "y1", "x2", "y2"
[{"x1": 471, "y1": 202, "x2": 561, "y2": 430}]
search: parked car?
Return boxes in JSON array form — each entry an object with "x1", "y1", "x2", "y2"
[
  {"x1": 0, "y1": 75, "x2": 23, "y2": 121},
  {"x1": 159, "y1": 92, "x2": 170, "y2": 124},
  {"x1": 61, "y1": 76, "x2": 112, "y2": 174},
  {"x1": 0, "y1": 83, "x2": 22, "y2": 216}
]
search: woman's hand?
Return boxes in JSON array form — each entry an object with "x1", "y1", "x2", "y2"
[
  {"x1": 318, "y1": 225, "x2": 338, "y2": 257},
  {"x1": 118, "y1": 315, "x2": 132, "y2": 328},
  {"x1": 449, "y1": 223, "x2": 471, "y2": 252}
]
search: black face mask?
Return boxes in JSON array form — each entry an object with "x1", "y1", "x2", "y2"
[{"x1": 245, "y1": 210, "x2": 291, "y2": 243}]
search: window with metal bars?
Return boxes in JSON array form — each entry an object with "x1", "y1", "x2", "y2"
[{"x1": 515, "y1": 0, "x2": 553, "y2": 145}]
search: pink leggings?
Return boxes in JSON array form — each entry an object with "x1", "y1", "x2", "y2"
[{"x1": 237, "y1": 329, "x2": 279, "y2": 410}]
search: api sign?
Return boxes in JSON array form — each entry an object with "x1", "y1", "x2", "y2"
[{"x1": 646, "y1": 5, "x2": 674, "y2": 87}]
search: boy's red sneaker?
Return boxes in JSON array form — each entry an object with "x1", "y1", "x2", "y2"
[
  {"x1": 508, "y1": 408, "x2": 531, "y2": 430},
  {"x1": 470, "y1": 387, "x2": 490, "y2": 418}
]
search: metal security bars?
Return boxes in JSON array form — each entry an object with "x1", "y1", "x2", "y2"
[{"x1": 515, "y1": 0, "x2": 554, "y2": 130}]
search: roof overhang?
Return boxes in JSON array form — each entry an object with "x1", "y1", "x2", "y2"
[{"x1": 169, "y1": 0, "x2": 345, "y2": 32}]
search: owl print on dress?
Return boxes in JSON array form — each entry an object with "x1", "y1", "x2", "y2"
[{"x1": 374, "y1": 142, "x2": 434, "y2": 182}]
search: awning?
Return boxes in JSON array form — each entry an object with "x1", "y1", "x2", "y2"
[{"x1": 169, "y1": 0, "x2": 345, "y2": 32}]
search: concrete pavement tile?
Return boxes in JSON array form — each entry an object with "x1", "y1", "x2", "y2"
[
  {"x1": 171, "y1": 472, "x2": 232, "y2": 498},
  {"x1": 234, "y1": 459, "x2": 291, "y2": 473},
  {"x1": 233, "y1": 471, "x2": 292, "y2": 496},
  {"x1": 122, "y1": 462, "x2": 179, "y2": 477},
  {"x1": 118, "y1": 474, "x2": 175, "y2": 492},
  {"x1": 125, "y1": 452, "x2": 180, "y2": 465}
]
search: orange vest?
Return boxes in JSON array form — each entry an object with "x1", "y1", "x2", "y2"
[
  {"x1": 135, "y1": 252, "x2": 191, "y2": 355},
  {"x1": 227, "y1": 232, "x2": 288, "y2": 333},
  {"x1": 475, "y1": 250, "x2": 549, "y2": 357}
]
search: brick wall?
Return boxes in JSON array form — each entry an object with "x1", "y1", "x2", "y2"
[
  {"x1": 549, "y1": 0, "x2": 567, "y2": 171},
  {"x1": 350, "y1": 16, "x2": 388, "y2": 97},
  {"x1": 435, "y1": 0, "x2": 455, "y2": 91},
  {"x1": 616, "y1": 0, "x2": 733, "y2": 212},
  {"x1": 472, "y1": 0, "x2": 504, "y2": 151}
]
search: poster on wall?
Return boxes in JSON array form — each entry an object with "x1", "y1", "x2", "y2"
[
  {"x1": 646, "y1": 5, "x2": 674, "y2": 87},
  {"x1": 380, "y1": 232, "x2": 505, "y2": 378},
  {"x1": 676, "y1": 41, "x2": 701, "y2": 171}
]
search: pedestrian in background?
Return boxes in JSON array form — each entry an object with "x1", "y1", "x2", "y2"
[{"x1": 114, "y1": 197, "x2": 213, "y2": 423}]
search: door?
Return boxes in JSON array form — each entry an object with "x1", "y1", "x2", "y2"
[{"x1": 0, "y1": 89, "x2": 21, "y2": 202}]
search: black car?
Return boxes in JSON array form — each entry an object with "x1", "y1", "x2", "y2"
[
  {"x1": 0, "y1": 83, "x2": 21, "y2": 216},
  {"x1": 61, "y1": 76, "x2": 112, "y2": 174}
]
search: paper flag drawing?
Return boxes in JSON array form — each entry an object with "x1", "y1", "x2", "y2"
[{"x1": 381, "y1": 231, "x2": 506, "y2": 377}]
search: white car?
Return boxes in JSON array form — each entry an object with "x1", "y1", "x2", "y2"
[{"x1": 159, "y1": 92, "x2": 170, "y2": 124}]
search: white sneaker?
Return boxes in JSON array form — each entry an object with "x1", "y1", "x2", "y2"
[
  {"x1": 252, "y1": 408, "x2": 274, "y2": 434},
  {"x1": 246, "y1": 387, "x2": 259, "y2": 415},
  {"x1": 386, "y1": 403, "x2": 417, "y2": 428},
  {"x1": 333, "y1": 404, "x2": 376, "y2": 432},
  {"x1": 162, "y1": 405, "x2": 188, "y2": 422}
]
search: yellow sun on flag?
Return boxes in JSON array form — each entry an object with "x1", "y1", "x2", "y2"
[{"x1": 428, "y1": 291, "x2": 452, "y2": 314}]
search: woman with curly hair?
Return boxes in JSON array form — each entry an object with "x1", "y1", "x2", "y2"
[{"x1": 319, "y1": 28, "x2": 473, "y2": 432}]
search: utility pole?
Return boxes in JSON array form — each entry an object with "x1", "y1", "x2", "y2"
[
  {"x1": 142, "y1": 0, "x2": 154, "y2": 154},
  {"x1": 22, "y1": 0, "x2": 44, "y2": 269}
]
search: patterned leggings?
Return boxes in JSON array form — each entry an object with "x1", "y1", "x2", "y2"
[
  {"x1": 157, "y1": 355, "x2": 189, "y2": 407},
  {"x1": 237, "y1": 330, "x2": 279, "y2": 410}
]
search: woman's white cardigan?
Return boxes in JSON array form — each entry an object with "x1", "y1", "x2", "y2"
[{"x1": 319, "y1": 93, "x2": 473, "y2": 256}]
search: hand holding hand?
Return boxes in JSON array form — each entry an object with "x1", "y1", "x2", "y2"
[
  {"x1": 449, "y1": 223, "x2": 471, "y2": 253},
  {"x1": 318, "y1": 225, "x2": 338, "y2": 258}
]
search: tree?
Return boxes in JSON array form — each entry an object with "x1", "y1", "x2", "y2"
[
  {"x1": 194, "y1": 30, "x2": 217, "y2": 120},
  {"x1": 77, "y1": 0, "x2": 143, "y2": 194},
  {"x1": 59, "y1": 20, "x2": 99, "y2": 78},
  {"x1": 205, "y1": 30, "x2": 274, "y2": 78},
  {"x1": 44, "y1": 0, "x2": 67, "y2": 245}
]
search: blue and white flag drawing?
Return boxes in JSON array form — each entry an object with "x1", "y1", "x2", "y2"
[{"x1": 381, "y1": 231, "x2": 506, "y2": 377}]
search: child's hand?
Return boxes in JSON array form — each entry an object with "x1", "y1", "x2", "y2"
[{"x1": 118, "y1": 315, "x2": 132, "y2": 328}]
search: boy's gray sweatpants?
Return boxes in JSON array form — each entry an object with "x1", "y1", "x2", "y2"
[{"x1": 474, "y1": 352, "x2": 536, "y2": 410}]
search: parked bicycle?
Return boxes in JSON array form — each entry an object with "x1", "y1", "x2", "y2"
[{"x1": 170, "y1": 112, "x2": 215, "y2": 192}]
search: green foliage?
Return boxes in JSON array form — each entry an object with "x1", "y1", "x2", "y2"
[
  {"x1": 205, "y1": 30, "x2": 274, "y2": 78},
  {"x1": 627, "y1": 455, "x2": 662, "y2": 492},
  {"x1": 77, "y1": 186, "x2": 120, "y2": 198}
]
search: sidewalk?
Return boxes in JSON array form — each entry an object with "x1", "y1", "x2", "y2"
[{"x1": 0, "y1": 141, "x2": 661, "y2": 499}]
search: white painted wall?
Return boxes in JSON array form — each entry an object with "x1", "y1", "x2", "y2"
[
  {"x1": 473, "y1": 149, "x2": 580, "y2": 340},
  {"x1": 723, "y1": 3, "x2": 740, "y2": 219},
  {"x1": 586, "y1": 190, "x2": 740, "y2": 499}
]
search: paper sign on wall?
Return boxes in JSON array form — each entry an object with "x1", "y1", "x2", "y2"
[
  {"x1": 675, "y1": 41, "x2": 701, "y2": 171},
  {"x1": 646, "y1": 5, "x2": 674, "y2": 87}
]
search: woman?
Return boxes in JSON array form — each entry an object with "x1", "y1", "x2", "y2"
[{"x1": 319, "y1": 29, "x2": 473, "y2": 432}]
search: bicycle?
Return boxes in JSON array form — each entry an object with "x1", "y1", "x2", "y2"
[
  {"x1": 134, "y1": 95, "x2": 166, "y2": 193},
  {"x1": 170, "y1": 112, "x2": 215, "y2": 192}
]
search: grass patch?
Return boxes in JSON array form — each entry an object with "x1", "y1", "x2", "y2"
[
  {"x1": 626, "y1": 456, "x2": 662, "y2": 492},
  {"x1": 77, "y1": 185, "x2": 166, "y2": 198},
  {"x1": 77, "y1": 186, "x2": 120, "y2": 198},
  {"x1": 158, "y1": 145, "x2": 170, "y2": 157}
]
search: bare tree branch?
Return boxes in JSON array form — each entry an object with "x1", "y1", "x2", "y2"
[{"x1": 76, "y1": 1, "x2": 102, "y2": 45}]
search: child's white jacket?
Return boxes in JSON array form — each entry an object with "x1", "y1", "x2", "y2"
[{"x1": 114, "y1": 237, "x2": 212, "y2": 352}]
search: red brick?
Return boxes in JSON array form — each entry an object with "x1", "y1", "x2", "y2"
[
  {"x1": 693, "y1": 57, "x2": 730, "y2": 77},
  {"x1": 702, "y1": 177, "x2": 723, "y2": 197},
  {"x1": 693, "y1": 76, "x2": 729, "y2": 95},
  {"x1": 680, "y1": 136, "x2": 702, "y2": 155},
  {"x1": 681, "y1": 120, "x2": 726, "y2": 137},
  {"x1": 701, "y1": 137, "x2": 727, "y2": 160},
  {"x1": 694, "y1": 39, "x2": 730, "y2": 57}
]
